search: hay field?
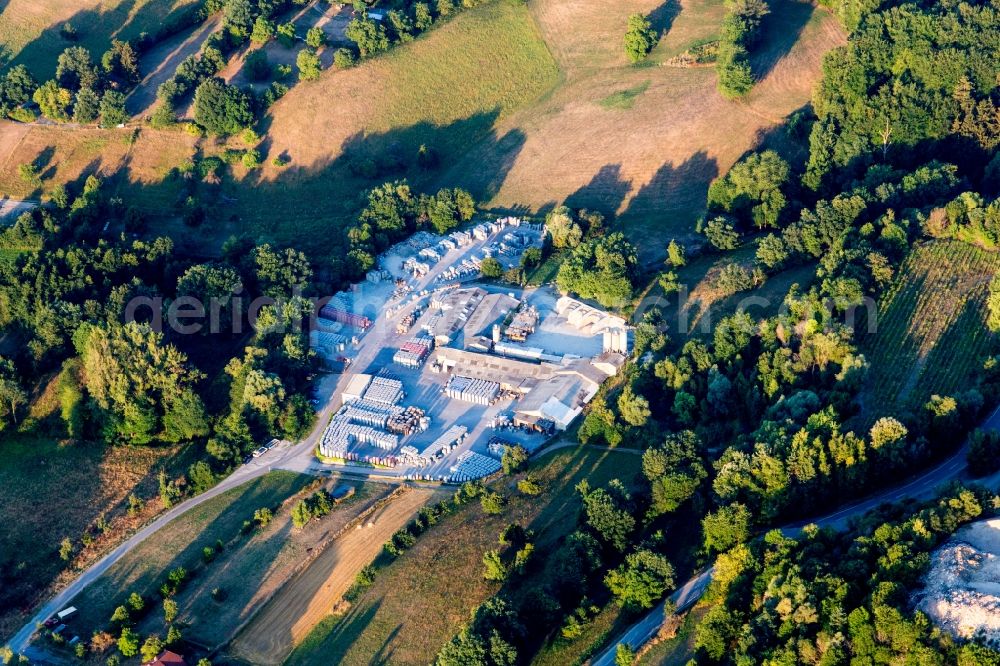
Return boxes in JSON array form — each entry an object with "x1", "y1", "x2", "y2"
[
  {"x1": 0, "y1": 123, "x2": 199, "y2": 210},
  {"x1": 285, "y1": 446, "x2": 643, "y2": 666},
  {"x1": 227, "y1": 0, "x2": 560, "y2": 250},
  {"x1": 448, "y1": 0, "x2": 845, "y2": 263},
  {"x1": 0, "y1": 0, "x2": 200, "y2": 79},
  {"x1": 150, "y1": 479, "x2": 387, "y2": 650}
]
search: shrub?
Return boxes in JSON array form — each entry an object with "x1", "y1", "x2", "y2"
[
  {"x1": 333, "y1": 48, "x2": 356, "y2": 69},
  {"x1": 296, "y1": 48, "x2": 322, "y2": 81},
  {"x1": 8, "y1": 106, "x2": 37, "y2": 123},
  {"x1": 703, "y1": 216, "x2": 740, "y2": 250},
  {"x1": 306, "y1": 26, "x2": 327, "y2": 49},
  {"x1": 517, "y1": 476, "x2": 542, "y2": 495},
  {"x1": 481, "y1": 491, "x2": 506, "y2": 515},
  {"x1": 276, "y1": 22, "x2": 296, "y2": 48},
  {"x1": 480, "y1": 257, "x2": 503, "y2": 278}
]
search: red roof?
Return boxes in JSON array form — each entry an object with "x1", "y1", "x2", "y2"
[{"x1": 144, "y1": 651, "x2": 186, "y2": 666}]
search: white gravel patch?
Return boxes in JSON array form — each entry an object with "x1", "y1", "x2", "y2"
[{"x1": 917, "y1": 518, "x2": 1000, "y2": 644}]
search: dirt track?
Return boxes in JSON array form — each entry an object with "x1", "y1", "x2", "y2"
[
  {"x1": 228, "y1": 486, "x2": 438, "y2": 665},
  {"x1": 126, "y1": 14, "x2": 223, "y2": 117}
]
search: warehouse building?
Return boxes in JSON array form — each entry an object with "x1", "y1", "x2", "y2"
[
  {"x1": 429, "y1": 287, "x2": 487, "y2": 346},
  {"x1": 463, "y1": 292, "x2": 520, "y2": 348},
  {"x1": 555, "y1": 296, "x2": 627, "y2": 336}
]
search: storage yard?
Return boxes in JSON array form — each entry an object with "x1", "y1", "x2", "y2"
[{"x1": 308, "y1": 217, "x2": 630, "y2": 482}]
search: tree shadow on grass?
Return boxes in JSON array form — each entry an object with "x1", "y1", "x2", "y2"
[
  {"x1": 751, "y1": 0, "x2": 816, "y2": 82},
  {"x1": 232, "y1": 108, "x2": 526, "y2": 268},
  {"x1": 618, "y1": 151, "x2": 719, "y2": 264},
  {"x1": 283, "y1": 600, "x2": 382, "y2": 666},
  {"x1": 8, "y1": 0, "x2": 206, "y2": 78},
  {"x1": 648, "y1": 0, "x2": 682, "y2": 38},
  {"x1": 564, "y1": 164, "x2": 633, "y2": 220}
]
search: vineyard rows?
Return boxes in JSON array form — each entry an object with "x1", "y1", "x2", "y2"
[{"x1": 860, "y1": 240, "x2": 1000, "y2": 420}]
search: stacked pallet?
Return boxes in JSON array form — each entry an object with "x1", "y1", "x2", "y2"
[
  {"x1": 449, "y1": 451, "x2": 502, "y2": 482},
  {"x1": 445, "y1": 375, "x2": 500, "y2": 405},
  {"x1": 387, "y1": 406, "x2": 425, "y2": 435},
  {"x1": 318, "y1": 304, "x2": 372, "y2": 330},
  {"x1": 340, "y1": 399, "x2": 404, "y2": 429},
  {"x1": 393, "y1": 336, "x2": 434, "y2": 368},
  {"x1": 363, "y1": 375, "x2": 404, "y2": 405}
]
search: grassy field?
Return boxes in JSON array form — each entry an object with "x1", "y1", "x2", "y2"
[
  {"x1": 0, "y1": 0, "x2": 201, "y2": 79},
  {"x1": 63, "y1": 471, "x2": 316, "y2": 640},
  {"x1": 0, "y1": 0, "x2": 843, "y2": 267},
  {"x1": 285, "y1": 445, "x2": 644, "y2": 666},
  {"x1": 221, "y1": 0, "x2": 559, "y2": 254},
  {"x1": 233, "y1": 0, "x2": 844, "y2": 264},
  {"x1": 444, "y1": 0, "x2": 844, "y2": 264},
  {"x1": 858, "y1": 240, "x2": 1000, "y2": 422},
  {"x1": 0, "y1": 432, "x2": 181, "y2": 641},
  {"x1": 162, "y1": 478, "x2": 387, "y2": 651}
]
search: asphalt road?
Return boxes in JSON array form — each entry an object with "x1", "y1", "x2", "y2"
[
  {"x1": 589, "y1": 403, "x2": 1000, "y2": 664},
  {"x1": 5, "y1": 436, "x2": 317, "y2": 655},
  {"x1": 591, "y1": 568, "x2": 714, "y2": 666}
]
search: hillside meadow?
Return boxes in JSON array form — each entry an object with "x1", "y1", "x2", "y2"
[
  {"x1": 285, "y1": 445, "x2": 645, "y2": 666},
  {"x1": 0, "y1": 0, "x2": 201, "y2": 79},
  {"x1": 0, "y1": 0, "x2": 844, "y2": 269}
]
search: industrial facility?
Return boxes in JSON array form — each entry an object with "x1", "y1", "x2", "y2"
[{"x1": 309, "y1": 217, "x2": 630, "y2": 482}]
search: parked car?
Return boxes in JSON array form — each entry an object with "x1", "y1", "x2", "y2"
[
  {"x1": 252, "y1": 447, "x2": 268, "y2": 458},
  {"x1": 265, "y1": 438, "x2": 279, "y2": 450},
  {"x1": 243, "y1": 455, "x2": 253, "y2": 465}
]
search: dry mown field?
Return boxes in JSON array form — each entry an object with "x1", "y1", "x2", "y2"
[
  {"x1": 0, "y1": 0, "x2": 200, "y2": 79},
  {"x1": 60, "y1": 472, "x2": 398, "y2": 654},
  {"x1": 63, "y1": 472, "x2": 316, "y2": 637},
  {"x1": 147, "y1": 477, "x2": 391, "y2": 650},
  {"x1": 285, "y1": 446, "x2": 643, "y2": 666},
  {"x1": 222, "y1": 0, "x2": 560, "y2": 253},
  {"x1": 449, "y1": 0, "x2": 845, "y2": 263},
  {"x1": 0, "y1": 432, "x2": 180, "y2": 641},
  {"x1": 229, "y1": 485, "x2": 441, "y2": 665},
  {"x1": 0, "y1": 0, "x2": 843, "y2": 266},
  {"x1": 241, "y1": 0, "x2": 843, "y2": 262}
]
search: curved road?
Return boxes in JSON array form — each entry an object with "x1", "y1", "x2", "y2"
[
  {"x1": 10, "y1": 396, "x2": 1000, "y2": 658},
  {"x1": 6, "y1": 436, "x2": 314, "y2": 656},
  {"x1": 591, "y1": 403, "x2": 1000, "y2": 665}
]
